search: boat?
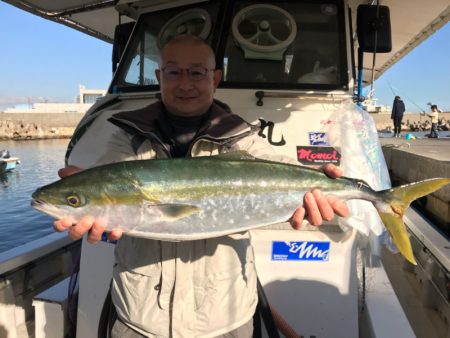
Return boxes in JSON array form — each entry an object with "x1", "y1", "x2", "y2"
[
  {"x1": 0, "y1": 1, "x2": 449, "y2": 337},
  {"x1": 0, "y1": 150, "x2": 20, "y2": 173},
  {"x1": 362, "y1": 96, "x2": 391, "y2": 114}
]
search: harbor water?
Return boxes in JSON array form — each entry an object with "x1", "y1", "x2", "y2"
[{"x1": 0, "y1": 139, "x2": 68, "y2": 253}]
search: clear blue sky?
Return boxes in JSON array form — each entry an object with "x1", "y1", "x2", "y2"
[
  {"x1": 0, "y1": 2, "x2": 111, "y2": 110},
  {"x1": 0, "y1": 1, "x2": 449, "y2": 112},
  {"x1": 373, "y1": 22, "x2": 450, "y2": 113}
]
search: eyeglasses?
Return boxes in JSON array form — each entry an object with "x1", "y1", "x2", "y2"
[{"x1": 160, "y1": 66, "x2": 215, "y2": 81}]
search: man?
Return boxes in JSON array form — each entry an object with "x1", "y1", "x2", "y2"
[
  {"x1": 391, "y1": 96, "x2": 405, "y2": 137},
  {"x1": 55, "y1": 35, "x2": 348, "y2": 337},
  {"x1": 428, "y1": 104, "x2": 439, "y2": 138}
]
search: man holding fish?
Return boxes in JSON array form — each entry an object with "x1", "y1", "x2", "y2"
[{"x1": 53, "y1": 35, "x2": 348, "y2": 338}]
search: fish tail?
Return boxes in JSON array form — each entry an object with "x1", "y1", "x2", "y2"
[{"x1": 374, "y1": 178, "x2": 450, "y2": 265}]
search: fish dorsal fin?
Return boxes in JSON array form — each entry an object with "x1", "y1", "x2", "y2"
[
  {"x1": 144, "y1": 202, "x2": 200, "y2": 221},
  {"x1": 211, "y1": 151, "x2": 257, "y2": 161}
]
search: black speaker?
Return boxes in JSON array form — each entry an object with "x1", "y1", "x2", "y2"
[{"x1": 357, "y1": 5, "x2": 392, "y2": 53}]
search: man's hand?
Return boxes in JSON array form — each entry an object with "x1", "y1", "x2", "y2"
[
  {"x1": 58, "y1": 166, "x2": 82, "y2": 178},
  {"x1": 290, "y1": 163, "x2": 349, "y2": 229},
  {"x1": 53, "y1": 166, "x2": 123, "y2": 243}
]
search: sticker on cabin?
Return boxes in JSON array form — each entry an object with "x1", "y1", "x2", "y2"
[
  {"x1": 308, "y1": 132, "x2": 329, "y2": 146},
  {"x1": 257, "y1": 118, "x2": 286, "y2": 146},
  {"x1": 296, "y1": 146, "x2": 341, "y2": 165},
  {"x1": 272, "y1": 241, "x2": 330, "y2": 261}
]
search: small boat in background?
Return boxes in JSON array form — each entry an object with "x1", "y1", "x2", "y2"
[{"x1": 0, "y1": 149, "x2": 20, "y2": 173}]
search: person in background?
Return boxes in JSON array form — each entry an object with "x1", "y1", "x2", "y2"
[
  {"x1": 54, "y1": 35, "x2": 349, "y2": 338},
  {"x1": 428, "y1": 104, "x2": 439, "y2": 138},
  {"x1": 391, "y1": 95, "x2": 405, "y2": 137},
  {"x1": 427, "y1": 102, "x2": 443, "y2": 113}
]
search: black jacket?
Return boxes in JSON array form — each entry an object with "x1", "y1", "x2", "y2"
[
  {"x1": 391, "y1": 99, "x2": 405, "y2": 118},
  {"x1": 107, "y1": 99, "x2": 258, "y2": 158}
]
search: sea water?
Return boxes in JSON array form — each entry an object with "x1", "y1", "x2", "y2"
[{"x1": 0, "y1": 139, "x2": 68, "y2": 253}]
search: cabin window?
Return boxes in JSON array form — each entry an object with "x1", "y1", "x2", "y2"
[
  {"x1": 221, "y1": 0, "x2": 347, "y2": 90},
  {"x1": 111, "y1": 2, "x2": 222, "y2": 92},
  {"x1": 110, "y1": 0, "x2": 347, "y2": 93}
]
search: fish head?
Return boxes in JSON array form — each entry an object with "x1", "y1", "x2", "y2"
[{"x1": 30, "y1": 172, "x2": 113, "y2": 220}]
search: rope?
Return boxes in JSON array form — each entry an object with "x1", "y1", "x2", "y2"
[
  {"x1": 257, "y1": 278, "x2": 302, "y2": 338},
  {"x1": 383, "y1": 142, "x2": 411, "y2": 148},
  {"x1": 270, "y1": 306, "x2": 301, "y2": 338}
]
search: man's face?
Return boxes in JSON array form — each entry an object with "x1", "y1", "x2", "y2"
[{"x1": 156, "y1": 43, "x2": 222, "y2": 117}]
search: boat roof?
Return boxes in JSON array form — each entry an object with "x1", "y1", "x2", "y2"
[{"x1": 4, "y1": 0, "x2": 450, "y2": 84}]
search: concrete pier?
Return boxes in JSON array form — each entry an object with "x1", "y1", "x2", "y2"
[
  {"x1": 380, "y1": 137, "x2": 450, "y2": 230},
  {"x1": 371, "y1": 112, "x2": 450, "y2": 132},
  {"x1": 0, "y1": 112, "x2": 83, "y2": 140}
]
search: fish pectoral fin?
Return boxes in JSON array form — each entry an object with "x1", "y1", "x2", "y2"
[{"x1": 144, "y1": 202, "x2": 201, "y2": 221}]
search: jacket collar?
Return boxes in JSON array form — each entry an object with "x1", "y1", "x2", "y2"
[{"x1": 108, "y1": 99, "x2": 255, "y2": 140}]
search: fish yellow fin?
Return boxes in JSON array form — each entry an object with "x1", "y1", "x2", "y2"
[
  {"x1": 377, "y1": 212, "x2": 416, "y2": 265},
  {"x1": 375, "y1": 177, "x2": 450, "y2": 265},
  {"x1": 391, "y1": 178, "x2": 450, "y2": 210}
]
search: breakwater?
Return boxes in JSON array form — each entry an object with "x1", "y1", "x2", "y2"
[
  {"x1": 371, "y1": 112, "x2": 450, "y2": 132},
  {"x1": 0, "y1": 112, "x2": 83, "y2": 140},
  {"x1": 1, "y1": 112, "x2": 449, "y2": 140}
]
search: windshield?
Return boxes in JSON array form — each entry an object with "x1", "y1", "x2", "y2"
[{"x1": 110, "y1": 0, "x2": 348, "y2": 93}]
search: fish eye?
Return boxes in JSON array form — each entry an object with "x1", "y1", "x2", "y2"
[{"x1": 66, "y1": 194, "x2": 85, "y2": 208}]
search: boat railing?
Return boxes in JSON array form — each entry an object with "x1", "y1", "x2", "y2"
[
  {"x1": 0, "y1": 232, "x2": 81, "y2": 336},
  {"x1": 0, "y1": 232, "x2": 78, "y2": 275}
]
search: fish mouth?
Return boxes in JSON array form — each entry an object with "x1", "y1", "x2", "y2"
[
  {"x1": 31, "y1": 198, "x2": 49, "y2": 210},
  {"x1": 31, "y1": 198, "x2": 44, "y2": 209},
  {"x1": 31, "y1": 199, "x2": 65, "y2": 219}
]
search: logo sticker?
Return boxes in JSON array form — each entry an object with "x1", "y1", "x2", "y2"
[
  {"x1": 296, "y1": 146, "x2": 341, "y2": 165},
  {"x1": 258, "y1": 118, "x2": 286, "y2": 146},
  {"x1": 308, "y1": 132, "x2": 328, "y2": 146},
  {"x1": 272, "y1": 241, "x2": 330, "y2": 261}
]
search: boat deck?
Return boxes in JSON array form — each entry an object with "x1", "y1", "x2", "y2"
[{"x1": 382, "y1": 246, "x2": 448, "y2": 338}]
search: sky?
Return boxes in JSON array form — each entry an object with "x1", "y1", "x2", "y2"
[
  {"x1": 0, "y1": 2, "x2": 111, "y2": 110},
  {"x1": 372, "y1": 22, "x2": 450, "y2": 113},
  {"x1": 0, "y1": 1, "x2": 449, "y2": 113}
]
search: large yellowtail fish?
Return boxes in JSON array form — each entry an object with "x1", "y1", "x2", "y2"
[{"x1": 31, "y1": 152, "x2": 450, "y2": 265}]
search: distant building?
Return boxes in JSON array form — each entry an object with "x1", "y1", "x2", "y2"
[
  {"x1": 77, "y1": 85, "x2": 107, "y2": 105},
  {"x1": 4, "y1": 85, "x2": 106, "y2": 113}
]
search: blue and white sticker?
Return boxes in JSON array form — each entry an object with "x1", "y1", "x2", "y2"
[
  {"x1": 272, "y1": 241, "x2": 330, "y2": 261},
  {"x1": 308, "y1": 132, "x2": 329, "y2": 146}
]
